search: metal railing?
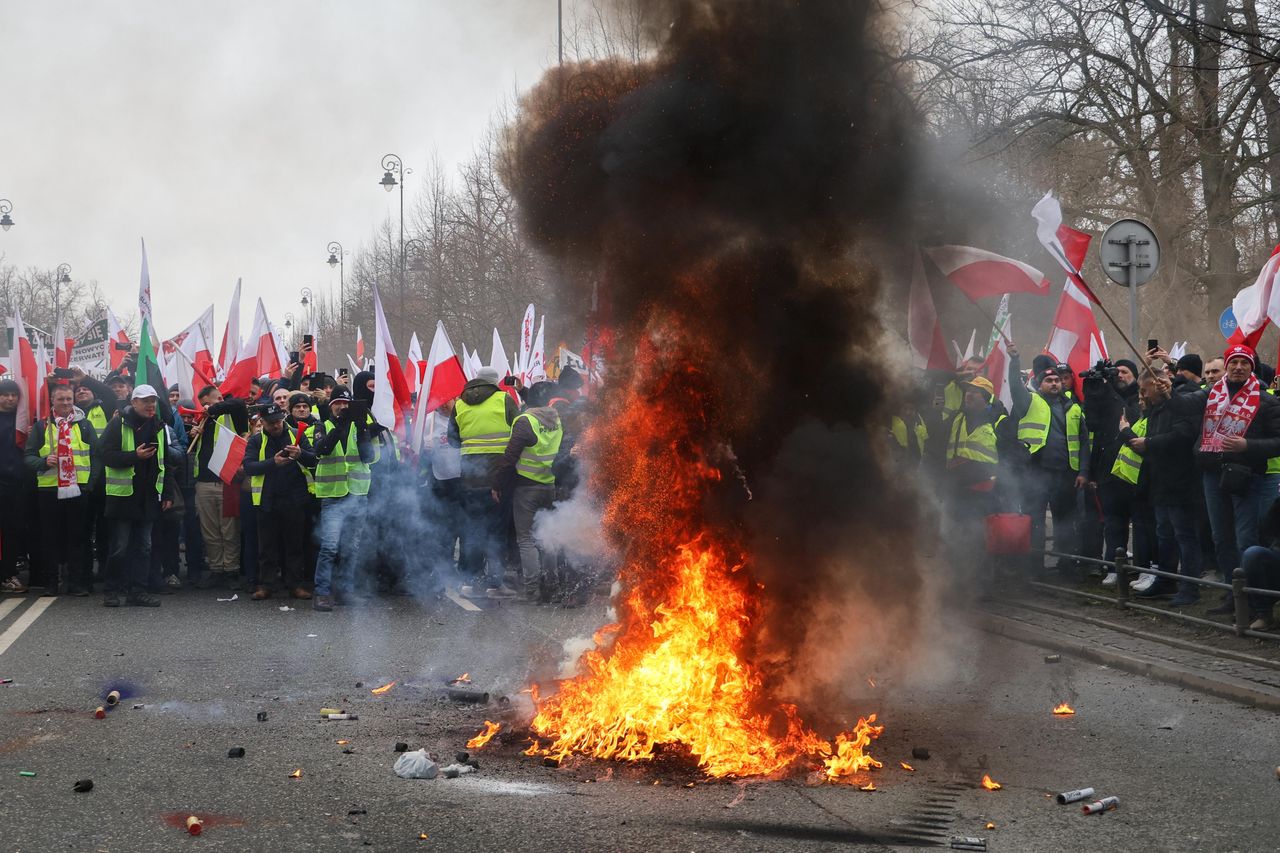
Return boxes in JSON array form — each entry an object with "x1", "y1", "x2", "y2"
[{"x1": 1028, "y1": 548, "x2": 1280, "y2": 642}]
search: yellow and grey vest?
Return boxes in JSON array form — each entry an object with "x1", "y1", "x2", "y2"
[
  {"x1": 104, "y1": 424, "x2": 165, "y2": 499},
  {"x1": 1111, "y1": 418, "x2": 1147, "y2": 485},
  {"x1": 250, "y1": 433, "x2": 316, "y2": 505},
  {"x1": 313, "y1": 420, "x2": 370, "y2": 499},
  {"x1": 455, "y1": 392, "x2": 511, "y2": 456},
  {"x1": 35, "y1": 419, "x2": 92, "y2": 488},
  {"x1": 1018, "y1": 394, "x2": 1084, "y2": 472},
  {"x1": 942, "y1": 381, "x2": 964, "y2": 421},
  {"x1": 85, "y1": 405, "x2": 108, "y2": 433},
  {"x1": 890, "y1": 415, "x2": 928, "y2": 457},
  {"x1": 514, "y1": 411, "x2": 563, "y2": 485},
  {"x1": 946, "y1": 412, "x2": 1002, "y2": 466}
]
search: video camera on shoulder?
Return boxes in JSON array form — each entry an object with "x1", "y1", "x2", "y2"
[{"x1": 1079, "y1": 359, "x2": 1119, "y2": 382}]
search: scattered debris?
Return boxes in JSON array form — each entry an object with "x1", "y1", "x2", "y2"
[
  {"x1": 278, "y1": 606, "x2": 294, "y2": 612},
  {"x1": 342, "y1": 748, "x2": 355, "y2": 754},
  {"x1": 336, "y1": 739, "x2": 350, "y2": 745},
  {"x1": 348, "y1": 809, "x2": 367, "y2": 816},
  {"x1": 467, "y1": 758, "x2": 480, "y2": 770},
  {"x1": 324, "y1": 713, "x2": 358, "y2": 721},
  {"x1": 73, "y1": 779, "x2": 93, "y2": 793},
  {"x1": 289, "y1": 769, "x2": 303, "y2": 779},
  {"x1": 93, "y1": 706, "x2": 106, "y2": 720},
  {"x1": 980, "y1": 774, "x2": 1002, "y2": 791},
  {"x1": 227, "y1": 748, "x2": 245, "y2": 758},
  {"x1": 466, "y1": 720, "x2": 501, "y2": 749},
  {"x1": 355, "y1": 682, "x2": 364, "y2": 688},
  {"x1": 395, "y1": 742, "x2": 409, "y2": 752},
  {"x1": 186, "y1": 816, "x2": 203, "y2": 835},
  {"x1": 371, "y1": 681, "x2": 396, "y2": 696},
  {"x1": 1056, "y1": 787, "x2": 1094, "y2": 805},
  {"x1": 256, "y1": 712, "x2": 268, "y2": 722},
  {"x1": 306, "y1": 634, "x2": 318, "y2": 638},
  {"x1": 132, "y1": 703, "x2": 145, "y2": 710},
  {"x1": 984, "y1": 822, "x2": 995, "y2": 830},
  {"x1": 911, "y1": 747, "x2": 930, "y2": 760},
  {"x1": 440, "y1": 762, "x2": 477, "y2": 778},
  {"x1": 1052, "y1": 703, "x2": 1076, "y2": 716},
  {"x1": 319, "y1": 707, "x2": 343, "y2": 716},
  {"x1": 418, "y1": 833, "x2": 429, "y2": 841},
  {"x1": 454, "y1": 751, "x2": 469, "y2": 763},
  {"x1": 393, "y1": 749, "x2": 439, "y2": 780},
  {"x1": 950, "y1": 836, "x2": 987, "y2": 851},
  {"x1": 216, "y1": 594, "x2": 238, "y2": 602},
  {"x1": 446, "y1": 687, "x2": 489, "y2": 704},
  {"x1": 1082, "y1": 796, "x2": 1119, "y2": 815},
  {"x1": 1044, "y1": 654, "x2": 1061, "y2": 664},
  {"x1": 18, "y1": 770, "x2": 36, "y2": 777},
  {"x1": 450, "y1": 673, "x2": 471, "y2": 685},
  {"x1": 105, "y1": 690, "x2": 121, "y2": 706},
  {"x1": 899, "y1": 761, "x2": 915, "y2": 772},
  {"x1": 1, "y1": 677, "x2": 13, "y2": 685}
]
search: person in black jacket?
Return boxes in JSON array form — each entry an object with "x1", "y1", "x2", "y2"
[
  {"x1": 98, "y1": 385, "x2": 175, "y2": 607},
  {"x1": 243, "y1": 404, "x2": 316, "y2": 600},
  {"x1": 1185, "y1": 344, "x2": 1280, "y2": 611},
  {"x1": 1083, "y1": 361, "x2": 1152, "y2": 577}
]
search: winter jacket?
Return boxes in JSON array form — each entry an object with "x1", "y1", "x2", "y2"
[
  {"x1": 99, "y1": 405, "x2": 175, "y2": 520},
  {"x1": 23, "y1": 408, "x2": 100, "y2": 490},
  {"x1": 1085, "y1": 380, "x2": 1141, "y2": 484},
  {"x1": 448, "y1": 379, "x2": 520, "y2": 490},
  {"x1": 491, "y1": 406, "x2": 565, "y2": 494},
  {"x1": 1184, "y1": 385, "x2": 1280, "y2": 474},
  {"x1": 0, "y1": 409, "x2": 25, "y2": 488},
  {"x1": 193, "y1": 400, "x2": 250, "y2": 484},
  {"x1": 1119, "y1": 393, "x2": 1199, "y2": 507},
  {"x1": 243, "y1": 427, "x2": 317, "y2": 512}
]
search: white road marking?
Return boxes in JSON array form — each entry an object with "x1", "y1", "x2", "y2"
[
  {"x1": 445, "y1": 589, "x2": 482, "y2": 612},
  {"x1": 0, "y1": 598, "x2": 24, "y2": 625},
  {"x1": 0, "y1": 597, "x2": 57, "y2": 658}
]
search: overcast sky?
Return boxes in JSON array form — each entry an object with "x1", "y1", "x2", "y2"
[{"x1": 0, "y1": 1, "x2": 558, "y2": 338}]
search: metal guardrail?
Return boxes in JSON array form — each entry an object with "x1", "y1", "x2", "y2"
[{"x1": 1031, "y1": 548, "x2": 1280, "y2": 642}]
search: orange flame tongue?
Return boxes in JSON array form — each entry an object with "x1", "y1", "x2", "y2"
[
  {"x1": 466, "y1": 720, "x2": 502, "y2": 750},
  {"x1": 1052, "y1": 703, "x2": 1075, "y2": 716},
  {"x1": 981, "y1": 774, "x2": 1002, "y2": 790},
  {"x1": 371, "y1": 681, "x2": 397, "y2": 696},
  {"x1": 451, "y1": 673, "x2": 472, "y2": 685}
]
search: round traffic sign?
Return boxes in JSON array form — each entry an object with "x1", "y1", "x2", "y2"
[
  {"x1": 1220, "y1": 306, "x2": 1238, "y2": 339},
  {"x1": 1099, "y1": 219, "x2": 1161, "y2": 287}
]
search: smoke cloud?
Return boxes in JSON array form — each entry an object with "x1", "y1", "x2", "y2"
[{"x1": 503, "y1": 0, "x2": 952, "y2": 716}]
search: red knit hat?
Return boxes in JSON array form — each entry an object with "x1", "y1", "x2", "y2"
[{"x1": 1224, "y1": 343, "x2": 1256, "y2": 367}]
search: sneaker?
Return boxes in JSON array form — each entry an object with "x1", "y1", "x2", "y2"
[
  {"x1": 459, "y1": 585, "x2": 482, "y2": 598},
  {"x1": 103, "y1": 593, "x2": 121, "y2": 607},
  {"x1": 165, "y1": 574, "x2": 182, "y2": 588},
  {"x1": 1249, "y1": 616, "x2": 1277, "y2": 631},
  {"x1": 1, "y1": 576, "x2": 27, "y2": 594},
  {"x1": 1101, "y1": 572, "x2": 1118, "y2": 587},
  {"x1": 313, "y1": 595, "x2": 333, "y2": 612},
  {"x1": 1169, "y1": 594, "x2": 1200, "y2": 607},
  {"x1": 126, "y1": 594, "x2": 161, "y2": 607},
  {"x1": 486, "y1": 585, "x2": 519, "y2": 599},
  {"x1": 1130, "y1": 572, "x2": 1157, "y2": 593}
]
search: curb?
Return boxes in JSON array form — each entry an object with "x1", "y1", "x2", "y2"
[{"x1": 978, "y1": 613, "x2": 1280, "y2": 714}]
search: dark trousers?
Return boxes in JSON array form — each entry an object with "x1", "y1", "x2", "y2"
[
  {"x1": 181, "y1": 486, "x2": 207, "y2": 579},
  {"x1": 1098, "y1": 480, "x2": 1155, "y2": 568},
  {"x1": 149, "y1": 512, "x2": 181, "y2": 589},
  {"x1": 36, "y1": 490, "x2": 88, "y2": 589},
  {"x1": 460, "y1": 486, "x2": 506, "y2": 585},
  {"x1": 1154, "y1": 503, "x2": 1203, "y2": 596},
  {"x1": 104, "y1": 518, "x2": 153, "y2": 596},
  {"x1": 81, "y1": 485, "x2": 109, "y2": 582},
  {"x1": 0, "y1": 481, "x2": 31, "y2": 580},
  {"x1": 241, "y1": 502, "x2": 258, "y2": 586},
  {"x1": 257, "y1": 503, "x2": 307, "y2": 590},
  {"x1": 427, "y1": 477, "x2": 463, "y2": 576},
  {"x1": 1024, "y1": 467, "x2": 1079, "y2": 569},
  {"x1": 1241, "y1": 545, "x2": 1280, "y2": 617}
]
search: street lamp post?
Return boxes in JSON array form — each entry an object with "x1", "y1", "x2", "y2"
[
  {"x1": 326, "y1": 241, "x2": 346, "y2": 334},
  {"x1": 283, "y1": 313, "x2": 295, "y2": 349},
  {"x1": 378, "y1": 153, "x2": 411, "y2": 324},
  {"x1": 54, "y1": 263, "x2": 71, "y2": 331},
  {"x1": 299, "y1": 287, "x2": 313, "y2": 333},
  {"x1": 0, "y1": 199, "x2": 14, "y2": 232}
]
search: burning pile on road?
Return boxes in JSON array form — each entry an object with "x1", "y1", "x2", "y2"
[{"x1": 502, "y1": 0, "x2": 928, "y2": 782}]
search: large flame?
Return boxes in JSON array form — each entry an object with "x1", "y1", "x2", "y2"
[{"x1": 526, "y1": 311, "x2": 881, "y2": 780}]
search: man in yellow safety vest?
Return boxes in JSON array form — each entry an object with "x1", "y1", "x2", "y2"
[{"x1": 310, "y1": 386, "x2": 374, "y2": 612}]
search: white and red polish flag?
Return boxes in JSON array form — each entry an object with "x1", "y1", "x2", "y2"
[
  {"x1": 517, "y1": 303, "x2": 535, "y2": 382},
  {"x1": 982, "y1": 315, "x2": 1015, "y2": 410},
  {"x1": 410, "y1": 320, "x2": 467, "y2": 453},
  {"x1": 207, "y1": 417, "x2": 248, "y2": 485},
  {"x1": 1229, "y1": 245, "x2": 1280, "y2": 348},
  {"x1": 403, "y1": 332, "x2": 423, "y2": 397},
  {"x1": 489, "y1": 328, "x2": 511, "y2": 379},
  {"x1": 1031, "y1": 191, "x2": 1101, "y2": 304},
  {"x1": 1046, "y1": 278, "x2": 1107, "y2": 383},
  {"x1": 923, "y1": 245, "x2": 1050, "y2": 301},
  {"x1": 106, "y1": 308, "x2": 130, "y2": 371},
  {"x1": 53, "y1": 317, "x2": 71, "y2": 370},
  {"x1": 8, "y1": 306, "x2": 37, "y2": 439},
  {"x1": 355, "y1": 325, "x2": 365, "y2": 365},
  {"x1": 34, "y1": 334, "x2": 51, "y2": 422},
  {"x1": 166, "y1": 306, "x2": 217, "y2": 390},
  {"x1": 906, "y1": 249, "x2": 952, "y2": 371},
  {"x1": 371, "y1": 284, "x2": 413, "y2": 433},
  {"x1": 218, "y1": 278, "x2": 242, "y2": 378},
  {"x1": 220, "y1": 298, "x2": 282, "y2": 399}
]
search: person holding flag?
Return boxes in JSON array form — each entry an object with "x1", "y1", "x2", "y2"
[
  {"x1": 99, "y1": 384, "x2": 175, "y2": 607},
  {"x1": 188, "y1": 384, "x2": 250, "y2": 590}
]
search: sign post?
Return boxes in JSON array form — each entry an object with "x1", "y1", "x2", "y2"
[{"x1": 1099, "y1": 219, "x2": 1161, "y2": 349}]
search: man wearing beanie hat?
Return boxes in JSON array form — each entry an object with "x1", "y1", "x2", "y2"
[
  {"x1": 450, "y1": 365, "x2": 520, "y2": 598},
  {"x1": 1009, "y1": 344, "x2": 1089, "y2": 576},
  {"x1": 1188, "y1": 343, "x2": 1280, "y2": 611},
  {"x1": 1173, "y1": 354, "x2": 1203, "y2": 394}
]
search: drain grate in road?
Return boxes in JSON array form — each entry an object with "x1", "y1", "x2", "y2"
[{"x1": 888, "y1": 780, "x2": 968, "y2": 847}]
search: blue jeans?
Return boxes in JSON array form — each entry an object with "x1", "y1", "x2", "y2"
[
  {"x1": 1241, "y1": 545, "x2": 1280, "y2": 618},
  {"x1": 1202, "y1": 472, "x2": 1280, "y2": 574},
  {"x1": 1153, "y1": 503, "x2": 1202, "y2": 597},
  {"x1": 104, "y1": 519, "x2": 153, "y2": 596},
  {"x1": 313, "y1": 494, "x2": 367, "y2": 597}
]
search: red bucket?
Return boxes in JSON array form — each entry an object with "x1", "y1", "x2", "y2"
[{"x1": 985, "y1": 513, "x2": 1031, "y2": 555}]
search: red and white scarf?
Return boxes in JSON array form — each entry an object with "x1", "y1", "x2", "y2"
[
  {"x1": 55, "y1": 415, "x2": 81, "y2": 500},
  {"x1": 1200, "y1": 374, "x2": 1262, "y2": 452}
]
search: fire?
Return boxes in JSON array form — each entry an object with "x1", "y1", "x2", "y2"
[
  {"x1": 525, "y1": 329, "x2": 883, "y2": 781},
  {"x1": 451, "y1": 673, "x2": 471, "y2": 685},
  {"x1": 980, "y1": 774, "x2": 1002, "y2": 790},
  {"x1": 859, "y1": 782, "x2": 877, "y2": 791},
  {"x1": 1052, "y1": 703, "x2": 1075, "y2": 716},
  {"x1": 289, "y1": 769, "x2": 302, "y2": 779},
  {"x1": 335, "y1": 740, "x2": 349, "y2": 745},
  {"x1": 899, "y1": 761, "x2": 914, "y2": 772},
  {"x1": 466, "y1": 720, "x2": 502, "y2": 750},
  {"x1": 371, "y1": 681, "x2": 396, "y2": 696}
]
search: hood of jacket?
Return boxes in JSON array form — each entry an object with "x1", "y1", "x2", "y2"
[
  {"x1": 460, "y1": 378, "x2": 501, "y2": 407},
  {"x1": 523, "y1": 405, "x2": 560, "y2": 431}
]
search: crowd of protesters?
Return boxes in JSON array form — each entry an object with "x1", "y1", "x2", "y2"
[
  {"x1": 0, "y1": 345, "x2": 591, "y2": 612},
  {"x1": 895, "y1": 341, "x2": 1280, "y2": 632}
]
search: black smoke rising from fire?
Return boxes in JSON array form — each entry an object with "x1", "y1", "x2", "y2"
[{"x1": 504, "y1": 1, "x2": 948, "y2": 712}]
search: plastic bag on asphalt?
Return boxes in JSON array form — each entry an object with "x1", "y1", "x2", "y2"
[{"x1": 393, "y1": 749, "x2": 439, "y2": 779}]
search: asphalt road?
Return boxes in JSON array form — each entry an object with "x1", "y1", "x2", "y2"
[{"x1": 0, "y1": 587, "x2": 1276, "y2": 852}]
